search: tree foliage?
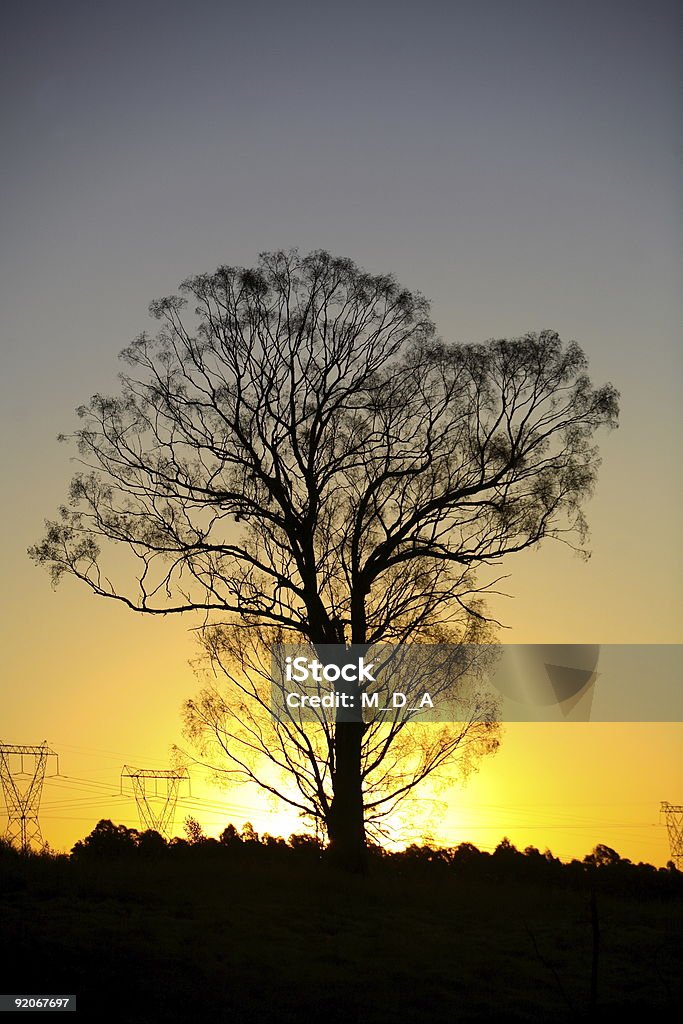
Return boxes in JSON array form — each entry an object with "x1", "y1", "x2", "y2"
[{"x1": 30, "y1": 249, "x2": 619, "y2": 865}]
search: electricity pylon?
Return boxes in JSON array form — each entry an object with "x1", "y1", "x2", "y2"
[
  {"x1": 120, "y1": 766, "x2": 190, "y2": 839},
  {"x1": 661, "y1": 801, "x2": 683, "y2": 870},
  {"x1": 0, "y1": 741, "x2": 59, "y2": 851}
]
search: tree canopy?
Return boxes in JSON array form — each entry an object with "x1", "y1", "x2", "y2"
[{"x1": 30, "y1": 248, "x2": 619, "y2": 868}]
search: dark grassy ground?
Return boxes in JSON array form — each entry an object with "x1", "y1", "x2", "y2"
[{"x1": 0, "y1": 851, "x2": 680, "y2": 1023}]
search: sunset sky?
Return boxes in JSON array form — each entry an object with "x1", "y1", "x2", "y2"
[{"x1": 1, "y1": 0, "x2": 681, "y2": 864}]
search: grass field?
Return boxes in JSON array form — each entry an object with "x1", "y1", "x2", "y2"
[{"x1": 0, "y1": 849, "x2": 680, "y2": 1023}]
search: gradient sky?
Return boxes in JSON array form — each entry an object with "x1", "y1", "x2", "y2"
[{"x1": 1, "y1": 0, "x2": 681, "y2": 863}]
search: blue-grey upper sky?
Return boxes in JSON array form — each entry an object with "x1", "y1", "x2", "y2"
[
  {"x1": 0, "y1": 1, "x2": 680, "y2": 857},
  {"x1": 2, "y1": 1, "x2": 679, "y2": 346}
]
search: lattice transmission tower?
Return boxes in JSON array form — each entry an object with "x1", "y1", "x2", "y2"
[
  {"x1": 121, "y1": 766, "x2": 190, "y2": 838},
  {"x1": 661, "y1": 801, "x2": 683, "y2": 870},
  {"x1": 0, "y1": 741, "x2": 59, "y2": 851}
]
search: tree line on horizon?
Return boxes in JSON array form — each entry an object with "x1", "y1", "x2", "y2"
[{"x1": 2, "y1": 819, "x2": 679, "y2": 895}]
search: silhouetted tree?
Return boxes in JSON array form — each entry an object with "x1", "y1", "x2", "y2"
[
  {"x1": 584, "y1": 844, "x2": 622, "y2": 868},
  {"x1": 450, "y1": 841, "x2": 485, "y2": 869},
  {"x1": 219, "y1": 824, "x2": 242, "y2": 848},
  {"x1": 183, "y1": 815, "x2": 205, "y2": 845},
  {"x1": 262, "y1": 833, "x2": 287, "y2": 850},
  {"x1": 71, "y1": 819, "x2": 139, "y2": 858},
  {"x1": 30, "y1": 249, "x2": 618, "y2": 870},
  {"x1": 136, "y1": 829, "x2": 168, "y2": 856},
  {"x1": 241, "y1": 822, "x2": 260, "y2": 845}
]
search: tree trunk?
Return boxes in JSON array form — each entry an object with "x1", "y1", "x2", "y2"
[{"x1": 326, "y1": 720, "x2": 366, "y2": 872}]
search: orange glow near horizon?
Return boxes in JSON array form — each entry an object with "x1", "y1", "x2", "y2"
[
  {"x1": 2, "y1": 508, "x2": 682, "y2": 866},
  {"x1": 22, "y1": 720, "x2": 681, "y2": 868}
]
